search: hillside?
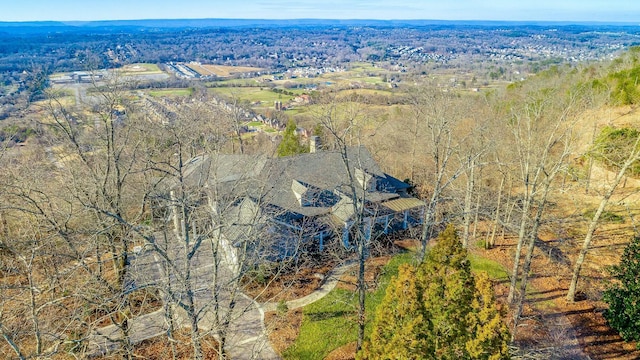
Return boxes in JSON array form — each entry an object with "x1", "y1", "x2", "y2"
[{"x1": 3, "y1": 40, "x2": 640, "y2": 360}]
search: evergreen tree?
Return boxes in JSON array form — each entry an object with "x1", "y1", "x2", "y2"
[
  {"x1": 360, "y1": 264, "x2": 430, "y2": 359},
  {"x1": 419, "y1": 224, "x2": 475, "y2": 359},
  {"x1": 467, "y1": 272, "x2": 511, "y2": 360},
  {"x1": 359, "y1": 224, "x2": 510, "y2": 360},
  {"x1": 277, "y1": 119, "x2": 308, "y2": 157},
  {"x1": 603, "y1": 235, "x2": 640, "y2": 348}
]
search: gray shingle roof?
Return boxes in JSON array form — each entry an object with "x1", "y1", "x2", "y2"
[{"x1": 182, "y1": 146, "x2": 414, "y2": 223}]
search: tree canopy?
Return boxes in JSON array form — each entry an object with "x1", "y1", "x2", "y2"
[
  {"x1": 277, "y1": 119, "x2": 308, "y2": 157},
  {"x1": 359, "y1": 224, "x2": 510, "y2": 360}
]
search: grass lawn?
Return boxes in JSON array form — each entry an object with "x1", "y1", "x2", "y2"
[
  {"x1": 468, "y1": 252, "x2": 555, "y2": 308},
  {"x1": 348, "y1": 62, "x2": 383, "y2": 73},
  {"x1": 283, "y1": 107, "x2": 309, "y2": 116},
  {"x1": 283, "y1": 250, "x2": 510, "y2": 359},
  {"x1": 209, "y1": 87, "x2": 296, "y2": 103},
  {"x1": 207, "y1": 79, "x2": 259, "y2": 87},
  {"x1": 131, "y1": 63, "x2": 159, "y2": 71},
  {"x1": 282, "y1": 252, "x2": 414, "y2": 359},
  {"x1": 468, "y1": 252, "x2": 509, "y2": 280},
  {"x1": 119, "y1": 63, "x2": 163, "y2": 76}
]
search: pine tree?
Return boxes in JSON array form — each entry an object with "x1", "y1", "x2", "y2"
[
  {"x1": 603, "y1": 235, "x2": 640, "y2": 348},
  {"x1": 359, "y1": 264, "x2": 429, "y2": 359},
  {"x1": 419, "y1": 224, "x2": 475, "y2": 359},
  {"x1": 466, "y1": 272, "x2": 511, "y2": 360},
  {"x1": 359, "y1": 224, "x2": 510, "y2": 359},
  {"x1": 277, "y1": 119, "x2": 308, "y2": 157}
]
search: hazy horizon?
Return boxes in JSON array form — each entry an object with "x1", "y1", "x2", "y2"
[{"x1": 3, "y1": 0, "x2": 640, "y2": 23}]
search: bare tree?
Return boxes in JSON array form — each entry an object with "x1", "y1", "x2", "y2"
[
  {"x1": 567, "y1": 119, "x2": 640, "y2": 301},
  {"x1": 499, "y1": 75, "x2": 586, "y2": 338},
  {"x1": 0, "y1": 142, "x2": 111, "y2": 358},
  {"x1": 133, "y1": 95, "x2": 299, "y2": 359},
  {"x1": 406, "y1": 86, "x2": 478, "y2": 259},
  {"x1": 313, "y1": 92, "x2": 383, "y2": 352},
  {"x1": 217, "y1": 91, "x2": 252, "y2": 154},
  {"x1": 454, "y1": 107, "x2": 492, "y2": 248}
]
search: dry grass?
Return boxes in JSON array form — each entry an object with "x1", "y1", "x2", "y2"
[
  {"x1": 97, "y1": 328, "x2": 220, "y2": 360},
  {"x1": 265, "y1": 309, "x2": 303, "y2": 354},
  {"x1": 243, "y1": 261, "x2": 335, "y2": 303},
  {"x1": 186, "y1": 64, "x2": 263, "y2": 77},
  {"x1": 325, "y1": 341, "x2": 357, "y2": 360},
  {"x1": 336, "y1": 256, "x2": 390, "y2": 293}
]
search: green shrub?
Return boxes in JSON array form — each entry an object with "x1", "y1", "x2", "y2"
[
  {"x1": 603, "y1": 236, "x2": 640, "y2": 348},
  {"x1": 583, "y1": 209, "x2": 625, "y2": 224},
  {"x1": 590, "y1": 126, "x2": 640, "y2": 176},
  {"x1": 276, "y1": 300, "x2": 289, "y2": 317}
]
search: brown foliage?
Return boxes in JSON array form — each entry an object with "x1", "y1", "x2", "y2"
[
  {"x1": 265, "y1": 309, "x2": 303, "y2": 354},
  {"x1": 97, "y1": 329, "x2": 220, "y2": 360}
]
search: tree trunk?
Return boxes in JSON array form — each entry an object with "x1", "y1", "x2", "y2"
[
  {"x1": 1, "y1": 328, "x2": 26, "y2": 360},
  {"x1": 489, "y1": 175, "x2": 505, "y2": 248},
  {"x1": 462, "y1": 158, "x2": 475, "y2": 247},
  {"x1": 26, "y1": 254, "x2": 42, "y2": 355},
  {"x1": 567, "y1": 140, "x2": 640, "y2": 302},
  {"x1": 356, "y1": 234, "x2": 366, "y2": 352},
  {"x1": 507, "y1": 194, "x2": 530, "y2": 305},
  {"x1": 502, "y1": 182, "x2": 515, "y2": 241},
  {"x1": 419, "y1": 199, "x2": 437, "y2": 261},
  {"x1": 472, "y1": 191, "x2": 481, "y2": 241},
  {"x1": 188, "y1": 300, "x2": 204, "y2": 360},
  {"x1": 512, "y1": 194, "x2": 547, "y2": 339}
]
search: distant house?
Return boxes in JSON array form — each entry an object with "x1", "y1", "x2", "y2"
[
  {"x1": 293, "y1": 94, "x2": 311, "y2": 104},
  {"x1": 180, "y1": 146, "x2": 424, "y2": 260}
]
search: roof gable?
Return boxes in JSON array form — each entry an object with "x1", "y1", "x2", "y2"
[{"x1": 181, "y1": 146, "x2": 411, "y2": 218}]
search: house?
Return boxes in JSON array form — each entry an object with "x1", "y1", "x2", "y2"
[{"x1": 180, "y1": 145, "x2": 425, "y2": 260}]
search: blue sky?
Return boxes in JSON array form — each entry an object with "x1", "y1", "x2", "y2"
[{"x1": 2, "y1": 0, "x2": 639, "y2": 23}]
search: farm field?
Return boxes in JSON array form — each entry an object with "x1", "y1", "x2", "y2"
[{"x1": 186, "y1": 63, "x2": 264, "y2": 77}]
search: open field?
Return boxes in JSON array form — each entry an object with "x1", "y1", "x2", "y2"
[
  {"x1": 118, "y1": 63, "x2": 163, "y2": 76},
  {"x1": 273, "y1": 73, "x2": 387, "y2": 89},
  {"x1": 209, "y1": 86, "x2": 297, "y2": 103},
  {"x1": 186, "y1": 63, "x2": 264, "y2": 77},
  {"x1": 347, "y1": 62, "x2": 385, "y2": 74},
  {"x1": 148, "y1": 88, "x2": 194, "y2": 97}
]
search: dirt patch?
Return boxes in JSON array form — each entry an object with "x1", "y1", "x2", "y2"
[
  {"x1": 129, "y1": 288, "x2": 163, "y2": 316},
  {"x1": 265, "y1": 309, "x2": 303, "y2": 354},
  {"x1": 244, "y1": 260, "x2": 336, "y2": 303},
  {"x1": 97, "y1": 328, "x2": 220, "y2": 359},
  {"x1": 336, "y1": 256, "x2": 391, "y2": 292},
  {"x1": 325, "y1": 341, "x2": 357, "y2": 360},
  {"x1": 393, "y1": 238, "x2": 420, "y2": 251},
  {"x1": 473, "y1": 228, "x2": 640, "y2": 359}
]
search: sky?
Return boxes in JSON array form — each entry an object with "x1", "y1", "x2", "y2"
[{"x1": 1, "y1": 0, "x2": 639, "y2": 23}]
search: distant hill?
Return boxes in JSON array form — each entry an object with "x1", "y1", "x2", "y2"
[{"x1": 0, "y1": 18, "x2": 638, "y2": 34}]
